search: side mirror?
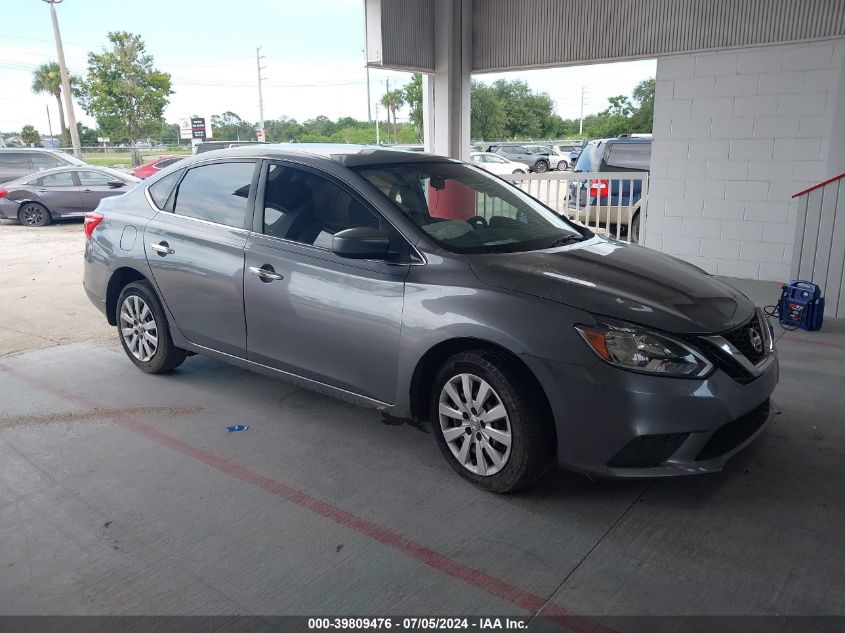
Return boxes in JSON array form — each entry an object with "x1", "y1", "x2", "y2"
[
  {"x1": 107, "y1": 180, "x2": 125, "y2": 188},
  {"x1": 332, "y1": 227, "x2": 391, "y2": 259}
]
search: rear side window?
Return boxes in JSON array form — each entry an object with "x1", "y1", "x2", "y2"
[
  {"x1": 30, "y1": 153, "x2": 66, "y2": 169},
  {"x1": 573, "y1": 143, "x2": 603, "y2": 171},
  {"x1": 148, "y1": 170, "x2": 182, "y2": 210},
  {"x1": 606, "y1": 143, "x2": 651, "y2": 170},
  {"x1": 174, "y1": 162, "x2": 255, "y2": 228},
  {"x1": 0, "y1": 153, "x2": 28, "y2": 168},
  {"x1": 40, "y1": 172, "x2": 75, "y2": 187}
]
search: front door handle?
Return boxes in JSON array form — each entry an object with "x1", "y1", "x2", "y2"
[
  {"x1": 150, "y1": 242, "x2": 175, "y2": 256},
  {"x1": 249, "y1": 265, "x2": 283, "y2": 282}
]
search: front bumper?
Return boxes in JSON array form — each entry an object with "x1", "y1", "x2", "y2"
[{"x1": 524, "y1": 350, "x2": 779, "y2": 478}]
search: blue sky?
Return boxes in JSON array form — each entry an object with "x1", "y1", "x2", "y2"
[{"x1": 0, "y1": 0, "x2": 655, "y2": 133}]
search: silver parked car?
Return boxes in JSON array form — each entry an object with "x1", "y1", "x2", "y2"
[
  {"x1": 83, "y1": 145, "x2": 778, "y2": 492},
  {"x1": 0, "y1": 166, "x2": 139, "y2": 226}
]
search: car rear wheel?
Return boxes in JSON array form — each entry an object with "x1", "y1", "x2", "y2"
[
  {"x1": 431, "y1": 350, "x2": 554, "y2": 492},
  {"x1": 18, "y1": 202, "x2": 51, "y2": 227},
  {"x1": 116, "y1": 281, "x2": 186, "y2": 374},
  {"x1": 534, "y1": 160, "x2": 549, "y2": 174},
  {"x1": 512, "y1": 169, "x2": 525, "y2": 175},
  {"x1": 557, "y1": 160, "x2": 569, "y2": 171},
  {"x1": 630, "y1": 211, "x2": 641, "y2": 244}
]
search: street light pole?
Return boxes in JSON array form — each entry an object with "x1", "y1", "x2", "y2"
[
  {"x1": 43, "y1": 0, "x2": 81, "y2": 158},
  {"x1": 256, "y1": 46, "x2": 266, "y2": 138}
]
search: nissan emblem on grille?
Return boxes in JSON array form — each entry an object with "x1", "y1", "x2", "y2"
[{"x1": 749, "y1": 327, "x2": 763, "y2": 354}]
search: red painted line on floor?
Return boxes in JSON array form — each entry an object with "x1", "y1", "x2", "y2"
[
  {"x1": 0, "y1": 361, "x2": 616, "y2": 633},
  {"x1": 778, "y1": 335, "x2": 845, "y2": 350}
]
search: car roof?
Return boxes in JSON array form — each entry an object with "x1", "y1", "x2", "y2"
[
  {"x1": 182, "y1": 143, "x2": 457, "y2": 167},
  {"x1": 0, "y1": 147, "x2": 66, "y2": 153},
  {"x1": 587, "y1": 137, "x2": 652, "y2": 145}
]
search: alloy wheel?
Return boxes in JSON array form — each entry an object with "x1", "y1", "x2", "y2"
[
  {"x1": 438, "y1": 373, "x2": 512, "y2": 476},
  {"x1": 119, "y1": 295, "x2": 159, "y2": 362},
  {"x1": 21, "y1": 204, "x2": 45, "y2": 226}
]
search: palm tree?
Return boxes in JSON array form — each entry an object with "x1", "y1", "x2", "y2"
[
  {"x1": 380, "y1": 88, "x2": 405, "y2": 143},
  {"x1": 31, "y1": 62, "x2": 79, "y2": 148}
]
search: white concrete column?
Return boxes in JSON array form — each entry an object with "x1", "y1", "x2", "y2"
[
  {"x1": 422, "y1": 73, "x2": 435, "y2": 153},
  {"x1": 431, "y1": 0, "x2": 472, "y2": 160}
]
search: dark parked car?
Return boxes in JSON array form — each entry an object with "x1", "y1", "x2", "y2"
[
  {"x1": 486, "y1": 144, "x2": 551, "y2": 173},
  {"x1": 0, "y1": 148, "x2": 87, "y2": 184},
  {"x1": 193, "y1": 141, "x2": 267, "y2": 154},
  {"x1": 568, "y1": 136, "x2": 652, "y2": 242},
  {"x1": 83, "y1": 144, "x2": 777, "y2": 492},
  {"x1": 0, "y1": 166, "x2": 139, "y2": 226}
]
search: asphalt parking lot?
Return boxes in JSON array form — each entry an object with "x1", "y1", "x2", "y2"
[{"x1": 2, "y1": 220, "x2": 845, "y2": 625}]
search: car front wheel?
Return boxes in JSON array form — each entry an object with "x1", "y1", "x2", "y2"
[
  {"x1": 431, "y1": 350, "x2": 554, "y2": 492},
  {"x1": 116, "y1": 281, "x2": 187, "y2": 373},
  {"x1": 534, "y1": 160, "x2": 549, "y2": 174}
]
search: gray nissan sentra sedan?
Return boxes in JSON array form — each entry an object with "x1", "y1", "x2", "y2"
[{"x1": 83, "y1": 145, "x2": 778, "y2": 492}]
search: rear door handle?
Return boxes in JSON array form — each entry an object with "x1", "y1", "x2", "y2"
[
  {"x1": 150, "y1": 242, "x2": 175, "y2": 255},
  {"x1": 249, "y1": 265, "x2": 283, "y2": 282}
]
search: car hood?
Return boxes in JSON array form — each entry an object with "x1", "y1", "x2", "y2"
[{"x1": 466, "y1": 236, "x2": 755, "y2": 334}]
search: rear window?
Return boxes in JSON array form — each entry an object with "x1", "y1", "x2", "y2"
[
  {"x1": 573, "y1": 143, "x2": 603, "y2": 172},
  {"x1": 606, "y1": 143, "x2": 651, "y2": 170}
]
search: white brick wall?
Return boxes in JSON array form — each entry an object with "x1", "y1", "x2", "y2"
[{"x1": 648, "y1": 39, "x2": 844, "y2": 281}]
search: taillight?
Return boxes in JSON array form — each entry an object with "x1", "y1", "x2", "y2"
[
  {"x1": 589, "y1": 179, "x2": 609, "y2": 197},
  {"x1": 84, "y1": 212, "x2": 104, "y2": 239},
  {"x1": 0, "y1": 189, "x2": 7, "y2": 199}
]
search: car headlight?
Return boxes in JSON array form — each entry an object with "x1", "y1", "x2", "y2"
[{"x1": 575, "y1": 321, "x2": 713, "y2": 378}]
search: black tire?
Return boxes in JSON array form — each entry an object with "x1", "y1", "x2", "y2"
[
  {"x1": 512, "y1": 169, "x2": 525, "y2": 175},
  {"x1": 534, "y1": 160, "x2": 549, "y2": 174},
  {"x1": 430, "y1": 350, "x2": 554, "y2": 493},
  {"x1": 18, "y1": 202, "x2": 51, "y2": 227},
  {"x1": 630, "y1": 211, "x2": 641, "y2": 244},
  {"x1": 557, "y1": 160, "x2": 569, "y2": 171},
  {"x1": 116, "y1": 280, "x2": 187, "y2": 374}
]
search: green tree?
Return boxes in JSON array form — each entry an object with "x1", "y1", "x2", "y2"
[
  {"x1": 630, "y1": 78, "x2": 655, "y2": 132},
  {"x1": 76, "y1": 122, "x2": 99, "y2": 146},
  {"x1": 470, "y1": 81, "x2": 507, "y2": 140},
  {"x1": 211, "y1": 111, "x2": 255, "y2": 141},
  {"x1": 31, "y1": 62, "x2": 81, "y2": 148},
  {"x1": 404, "y1": 73, "x2": 423, "y2": 140},
  {"x1": 21, "y1": 125, "x2": 40, "y2": 146},
  {"x1": 79, "y1": 32, "x2": 172, "y2": 165},
  {"x1": 380, "y1": 88, "x2": 405, "y2": 143}
]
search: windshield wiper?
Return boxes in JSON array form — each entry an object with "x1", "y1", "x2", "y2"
[{"x1": 548, "y1": 235, "x2": 584, "y2": 248}]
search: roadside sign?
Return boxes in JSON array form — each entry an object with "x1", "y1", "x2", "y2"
[
  {"x1": 178, "y1": 118, "x2": 192, "y2": 140},
  {"x1": 191, "y1": 117, "x2": 206, "y2": 140},
  {"x1": 256, "y1": 129, "x2": 265, "y2": 141}
]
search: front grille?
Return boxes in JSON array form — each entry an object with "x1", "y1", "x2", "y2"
[
  {"x1": 722, "y1": 316, "x2": 767, "y2": 365},
  {"x1": 696, "y1": 399, "x2": 771, "y2": 461},
  {"x1": 607, "y1": 433, "x2": 689, "y2": 468}
]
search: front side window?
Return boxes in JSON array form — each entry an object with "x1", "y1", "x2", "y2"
[
  {"x1": 355, "y1": 162, "x2": 587, "y2": 254},
  {"x1": 77, "y1": 170, "x2": 113, "y2": 186},
  {"x1": 39, "y1": 172, "x2": 75, "y2": 187},
  {"x1": 573, "y1": 143, "x2": 603, "y2": 172},
  {"x1": 174, "y1": 162, "x2": 254, "y2": 228},
  {"x1": 262, "y1": 164, "x2": 381, "y2": 248}
]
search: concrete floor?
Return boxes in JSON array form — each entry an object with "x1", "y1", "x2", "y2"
[{"x1": 1, "y1": 221, "x2": 845, "y2": 623}]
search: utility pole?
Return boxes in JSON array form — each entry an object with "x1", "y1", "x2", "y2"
[
  {"x1": 256, "y1": 46, "x2": 266, "y2": 139},
  {"x1": 43, "y1": 0, "x2": 81, "y2": 158},
  {"x1": 385, "y1": 77, "x2": 390, "y2": 143},
  {"x1": 579, "y1": 86, "x2": 587, "y2": 136},
  {"x1": 374, "y1": 101, "x2": 380, "y2": 145},
  {"x1": 366, "y1": 66, "x2": 372, "y2": 123},
  {"x1": 45, "y1": 105, "x2": 53, "y2": 143}
]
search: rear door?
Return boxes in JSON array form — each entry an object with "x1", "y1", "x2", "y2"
[
  {"x1": 144, "y1": 159, "x2": 258, "y2": 357},
  {"x1": 243, "y1": 161, "x2": 409, "y2": 403},
  {"x1": 31, "y1": 171, "x2": 83, "y2": 217},
  {"x1": 0, "y1": 153, "x2": 32, "y2": 183}
]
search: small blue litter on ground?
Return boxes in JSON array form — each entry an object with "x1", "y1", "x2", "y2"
[{"x1": 227, "y1": 425, "x2": 249, "y2": 432}]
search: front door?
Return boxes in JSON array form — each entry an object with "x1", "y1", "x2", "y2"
[
  {"x1": 144, "y1": 160, "x2": 258, "y2": 357},
  {"x1": 76, "y1": 169, "x2": 124, "y2": 211},
  {"x1": 244, "y1": 162, "x2": 408, "y2": 403}
]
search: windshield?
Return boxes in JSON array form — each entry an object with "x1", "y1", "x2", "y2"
[
  {"x1": 354, "y1": 162, "x2": 588, "y2": 254},
  {"x1": 573, "y1": 143, "x2": 603, "y2": 172}
]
